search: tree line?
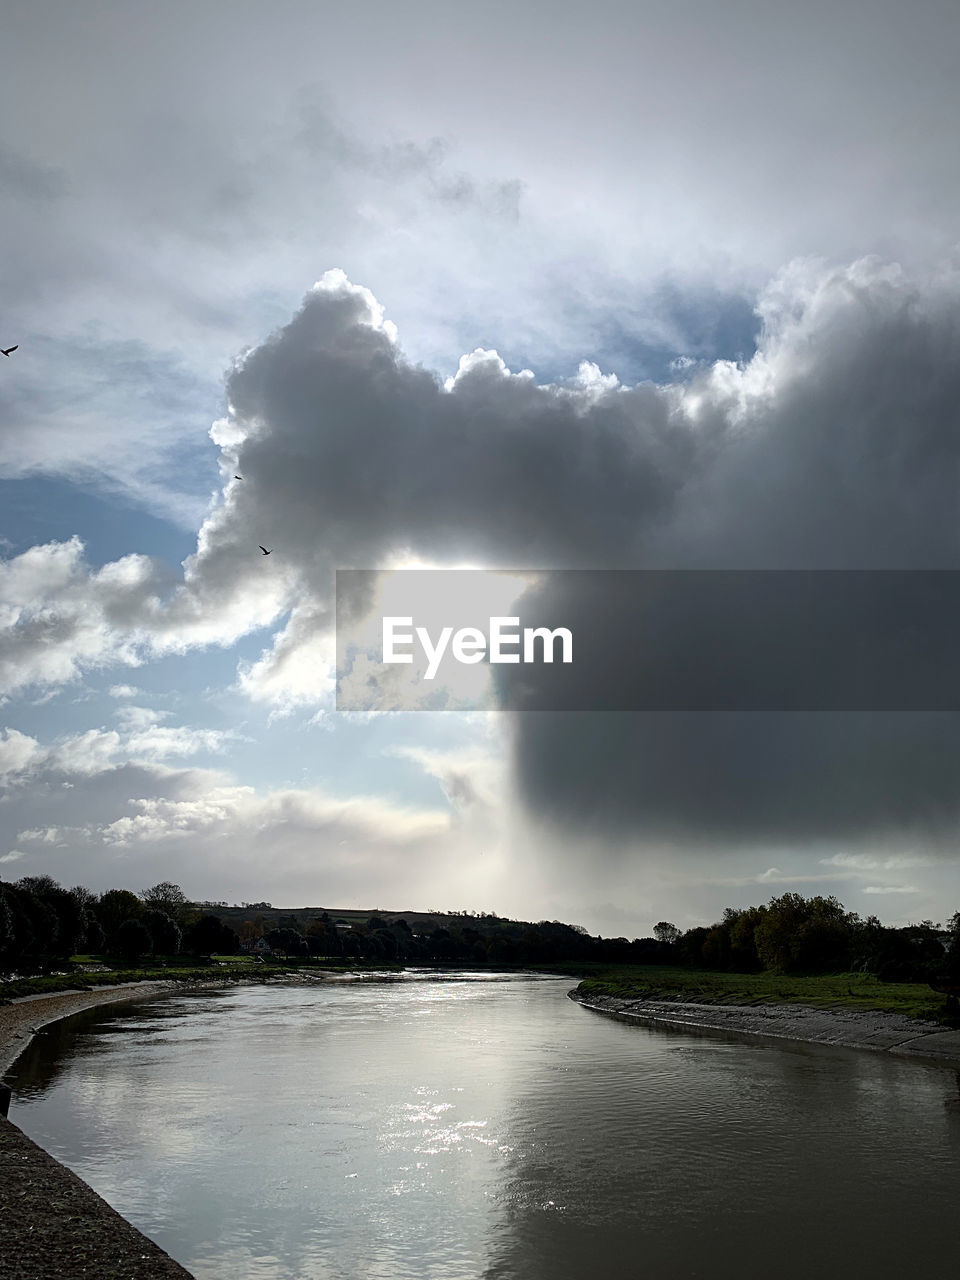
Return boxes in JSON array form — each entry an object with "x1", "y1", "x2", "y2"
[
  {"x1": 1, "y1": 877, "x2": 958, "y2": 986},
  {"x1": 650, "y1": 894, "x2": 960, "y2": 984},
  {"x1": 0, "y1": 876, "x2": 236, "y2": 970}
]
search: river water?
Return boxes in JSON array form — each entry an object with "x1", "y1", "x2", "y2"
[{"x1": 8, "y1": 973, "x2": 960, "y2": 1279}]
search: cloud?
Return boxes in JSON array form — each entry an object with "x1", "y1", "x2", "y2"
[
  {"x1": 0, "y1": 82, "x2": 536, "y2": 525},
  {"x1": 0, "y1": 267, "x2": 709, "y2": 702},
  {"x1": 0, "y1": 711, "x2": 239, "y2": 786},
  {"x1": 3, "y1": 259, "x2": 960, "y2": 869},
  {"x1": 863, "y1": 885, "x2": 922, "y2": 896},
  {"x1": 108, "y1": 685, "x2": 141, "y2": 699},
  {"x1": 0, "y1": 538, "x2": 164, "y2": 694},
  {"x1": 0, "y1": 727, "x2": 42, "y2": 780},
  {"x1": 6, "y1": 1, "x2": 960, "y2": 536},
  {"x1": 0, "y1": 724, "x2": 482, "y2": 907},
  {"x1": 0, "y1": 530, "x2": 290, "y2": 697},
  {"x1": 390, "y1": 738, "x2": 507, "y2": 819},
  {"x1": 819, "y1": 853, "x2": 934, "y2": 872}
]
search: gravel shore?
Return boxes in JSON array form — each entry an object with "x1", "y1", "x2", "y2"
[
  {"x1": 0, "y1": 1116, "x2": 193, "y2": 1279},
  {"x1": 571, "y1": 989, "x2": 960, "y2": 1064},
  {"x1": 0, "y1": 981, "x2": 187, "y2": 1078}
]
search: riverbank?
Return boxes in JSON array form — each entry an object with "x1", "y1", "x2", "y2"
[
  {"x1": 0, "y1": 1115, "x2": 193, "y2": 1279},
  {"x1": 571, "y1": 989, "x2": 960, "y2": 1063},
  {"x1": 0, "y1": 979, "x2": 241, "y2": 1078},
  {"x1": 0, "y1": 979, "x2": 204, "y2": 1277},
  {"x1": 0, "y1": 975, "x2": 302, "y2": 1279},
  {"x1": 0, "y1": 967, "x2": 398, "y2": 1078},
  {"x1": 0, "y1": 980, "x2": 190, "y2": 1078}
]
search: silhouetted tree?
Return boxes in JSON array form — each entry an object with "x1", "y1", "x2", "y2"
[
  {"x1": 183, "y1": 915, "x2": 239, "y2": 957},
  {"x1": 265, "y1": 927, "x2": 307, "y2": 957},
  {"x1": 306, "y1": 917, "x2": 341, "y2": 957},
  {"x1": 18, "y1": 876, "x2": 86, "y2": 958},
  {"x1": 653, "y1": 922, "x2": 681, "y2": 946},
  {"x1": 0, "y1": 886, "x2": 15, "y2": 967},
  {"x1": 116, "y1": 918, "x2": 152, "y2": 966},
  {"x1": 97, "y1": 889, "x2": 143, "y2": 948},
  {"x1": 2, "y1": 883, "x2": 58, "y2": 965},
  {"x1": 726, "y1": 907, "x2": 764, "y2": 970},
  {"x1": 755, "y1": 894, "x2": 856, "y2": 973},
  {"x1": 141, "y1": 882, "x2": 189, "y2": 925},
  {"x1": 141, "y1": 909, "x2": 182, "y2": 956},
  {"x1": 679, "y1": 926, "x2": 710, "y2": 967},
  {"x1": 84, "y1": 915, "x2": 106, "y2": 954},
  {"x1": 944, "y1": 913, "x2": 960, "y2": 980}
]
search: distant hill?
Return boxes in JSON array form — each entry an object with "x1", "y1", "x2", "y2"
[{"x1": 191, "y1": 903, "x2": 521, "y2": 936}]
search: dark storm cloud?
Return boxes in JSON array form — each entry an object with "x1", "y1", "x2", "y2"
[
  {"x1": 211, "y1": 259, "x2": 960, "y2": 584},
  {"x1": 510, "y1": 708, "x2": 960, "y2": 848},
  {"x1": 214, "y1": 276, "x2": 704, "y2": 576}
]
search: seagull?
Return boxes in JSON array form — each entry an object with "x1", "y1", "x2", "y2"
[
  {"x1": 259, "y1": 545, "x2": 272, "y2": 555},
  {"x1": 1, "y1": 345, "x2": 17, "y2": 357}
]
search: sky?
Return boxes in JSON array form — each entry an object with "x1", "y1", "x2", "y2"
[{"x1": 1, "y1": 0, "x2": 959, "y2": 938}]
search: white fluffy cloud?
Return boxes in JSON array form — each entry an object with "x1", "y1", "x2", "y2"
[
  {"x1": 0, "y1": 720, "x2": 496, "y2": 908},
  {"x1": 0, "y1": 727, "x2": 42, "y2": 779}
]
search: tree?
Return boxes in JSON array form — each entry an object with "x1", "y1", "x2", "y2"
[
  {"x1": 97, "y1": 889, "x2": 144, "y2": 946},
  {"x1": 70, "y1": 885, "x2": 102, "y2": 954},
  {"x1": 0, "y1": 887, "x2": 15, "y2": 968},
  {"x1": 116, "y1": 918, "x2": 152, "y2": 966},
  {"x1": 653, "y1": 922, "x2": 681, "y2": 946},
  {"x1": 238, "y1": 919, "x2": 263, "y2": 943},
  {"x1": 141, "y1": 909, "x2": 182, "y2": 956},
  {"x1": 428, "y1": 927, "x2": 457, "y2": 962},
  {"x1": 84, "y1": 915, "x2": 106, "y2": 954},
  {"x1": 18, "y1": 876, "x2": 85, "y2": 957},
  {"x1": 945, "y1": 912, "x2": 960, "y2": 973},
  {"x1": 754, "y1": 894, "x2": 856, "y2": 973},
  {"x1": 141, "y1": 882, "x2": 189, "y2": 925},
  {"x1": 266, "y1": 927, "x2": 307, "y2": 958},
  {"x1": 702, "y1": 925, "x2": 731, "y2": 969},
  {"x1": 679, "y1": 926, "x2": 710, "y2": 967},
  {"x1": 306, "y1": 918, "x2": 340, "y2": 957},
  {"x1": 728, "y1": 906, "x2": 766, "y2": 971},
  {"x1": 0, "y1": 884, "x2": 57, "y2": 966},
  {"x1": 183, "y1": 914, "x2": 239, "y2": 957}
]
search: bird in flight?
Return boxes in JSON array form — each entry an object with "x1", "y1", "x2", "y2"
[
  {"x1": 1, "y1": 345, "x2": 17, "y2": 357},
  {"x1": 259, "y1": 545, "x2": 272, "y2": 555},
  {"x1": 234, "y1": 475, "x2": 243, "y2": 480}
]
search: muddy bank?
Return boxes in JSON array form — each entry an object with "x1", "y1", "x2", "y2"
[
  {"x1": 0, "y1": 977, "x2": 252, "y2": 1080},
  {"x1": 0, "y1": 982, "x2": 191, "y2": 1078},
  {"x1": 570, "y1": 989, "x2": 960, "y2": 1065},
  {"x1": 0, "y1": 969, "x2": 376, "y2": 1079}
]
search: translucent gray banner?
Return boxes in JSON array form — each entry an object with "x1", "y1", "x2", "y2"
[{"x1": 335, "y1": 569, "x2": 960, "y2": 712}]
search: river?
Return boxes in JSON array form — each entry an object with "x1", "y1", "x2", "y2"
[{"x1": 8, "y1": 973, "x2": 960, "y2": 1278}]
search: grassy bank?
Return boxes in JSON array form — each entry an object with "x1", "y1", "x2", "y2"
[
  {"x1": 0, "y1": 956, "x2": 401, "y2": 1001},
  {"x1": 568, "y1": 964, "x2": 956, "y2": 1023}
]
